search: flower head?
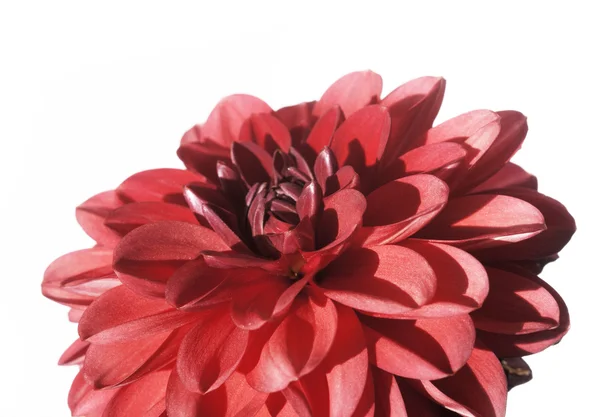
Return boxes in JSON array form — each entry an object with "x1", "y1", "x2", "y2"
[{"x1": 44, "y1": 71, "x2": 574, "y2": 417}]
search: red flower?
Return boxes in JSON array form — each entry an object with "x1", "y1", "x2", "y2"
[{"x1": 44, "y1": 71, "x2": 574, "y2": 417}]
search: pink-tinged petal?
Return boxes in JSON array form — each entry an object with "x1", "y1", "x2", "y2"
[
  {"x1": 306, "y1": 107, "x2": 343, "y2": 156},
  {"x1": 79, "y1": 286, "x2": 197, "y2": 343},
  {"x1": 396, "y1": 380, "x2": 447, "y2": 417},
  {"x1": 117, "y1": 168, "x2": 208, "y2": 205},
  {"x1": 113, "y1": 221, "x2": 228, "y2": 297},
  {"x1": 424, "y1": 110, "x2": 499, "y2": 147},
  {"x1": 245, "y1": 290, "x2": 338, "y2": 392},
  {"x1": 177, "y1": 310, "x2": 249, "y2": 394},
  {"x1": 361, "y1": 314, "x2": 475, "y2": 380},
  {"x1": 296, "y1": 182, "x2": 323, "y2": 223},
  {"x1": 165, "y1": 258, "x2": 235, "y2": 311},
  {"x1": 42, "y1": 247, "x2": 116, "y2": 307},
  {"x1": 358, "y1": 174, "x2": 449, "y2": 246},
  {"x1": 302, "y1": 303, "x2": 371, "y2": 417},
  {"x1": 180, "y1": 123, "x2": 201, "y2": 145},
  {"x1": 76, "y1": 190, "x2": 124, "y2": 246},
  {"x1": 177, "y1": 140, "x2": 231, "y2": 183},
  {"x1": 102, "y1": 369, "x2": 170, "y2": 417},
  {"x1": 275, "y1": 101, "x2": 316, "y2": 147},
  {"x1": 471, "y1": 267, "x2": 560, "y2": 334},
  {"x1": 330, "y1": 105, "x2": 390, "y2": 179},
  {"x1": 469, "y1": 162, "x2": 537, "y2": 193},
  {"x1": 232, "y1": 141, "x2": 275, "y2": 186},
  {"x1": 476, "y1": 269, "x2": 570, "y2": 357},
  {"x1": 397, "y1": 241, "x2": 489, "y2": 318},
  {"x1": 69, "y1": 370, "x2": 119, "y2": 417},
  {"x1": 417, "y1": 194, "x2": 546, "y2": 251},
  {"x1": 379, "y1": 142, "x2": 467, "y2": 185},
  {"x1": 314, "y1": 71, "x2": 382, "y2": 118},
  {"x1": 281, "y1": 382, "x2": 314, "y2": 417},
  {"x1": 380, "y1": 77, "x2": 446, "y2": 163},
  {"x1": 59, "y1": 338, "x2": 89, "y2": 366},
  {"x1": 202, "y1": 94, "x2": 272, "y2": 147},
  {"x1": 319, "y1": 245, "x2": 436, "y2": 315},
  {"x1": 69, "y1": 307, "x2": 85, "y2": 322},
  {"x1": 371, "y1": 368, "x2": 408, "y2": 417},
  {"x1": 83, "y1": 326, "x2": 185, "y2": 388},
  {"x1": 248, "y1": 113, "x2": 293, "y2": 154},
  {"x1": 457, "y1": 111, "x2": 528, "y2": 192},
  {"x1": 105, "y1": 201, "x2": 198, "y2": 237},
  {"x1": 166, "y1": 369, "x2": 267, "y2": 417},
  {"x1": 472, "y1": 188, "x2": 576, "y2": 261},
  {"x1": 417, "y1": 344, "x2": 507, "y2": 417}
]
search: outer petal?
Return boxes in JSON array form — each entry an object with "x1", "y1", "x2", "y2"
[
  {"x1": 319, "y1": 245, "x2": 436, "y2": 315},
  {"x1": 42, "y1": 247, "x2": 117, "y2": 307},
  {"x1": 416, "y1": 194, "x2": 546, "y2": 251},
  {"x1": 470, "y1": 267, "x2": 560, "y2": 335},
  {"x1": 177, "y1": 309, "x2": 249, "y2": 393},
  {"x1": 245, "y1": 291, "x2": 338, "y2": 392},
  {"x1": 248, "y1": 113, "x2": 292, "y2": 154},
  {"x1": 305, "y1": 107, "x2": 343, "y2": 157},
  {"x1": 275, "y1": 101, "x2": 315, "y2": 147},
  {"x1": 371, "y1": 367, "x2": 408, "y2": 417},
  {"x1": 78, "y1": 286, "x2": 197, "y2": 343},
  {"x1": 116, "y1": 168, "x2": 207, "y2": 205},
  {"x1": 76, "y1": 190, "x2": 124, "y2": 246},
  {"x1": 166, "y1": 369, "x2": 267, "y2": 417},
  {"x1": 380, "y1": 76, "x2": 446, "y2": 163},
  {"x1": 472, "y1": 188, "x2": 576, "y2": 261},
  {"x1": 361, "y1": 314, "x2": 475, "y2": 380},
  {"x1": 469, "y1": 162, "x2": 537, "y2": 193},
  {"x1": 417, "y1": 344, "x2": 507, "y2": 417},
  {"x1": 59, "y1": 338, "x2": 90, "y2": 366},
  {"x1": 113, "y1": 221, "x2": 228, "y2": 297},
  {"x1": 102, "y1": 369, "x2": 170, "y2": 417},
  {"x1": 357, "y1": 174, "x2": 449, "y2": 246},
  {"x1": 397, "y1": 240, "x2": 489, "y2": 318},
  {"x1": 69, "y1": 370, "x2": 118, "y2": 417},
  {"x1": 313, "y1": 71, "x2": 382, "y2": 118},
  {"x1": 201, "y1": 94, "x2": 272, "y2": 147}
]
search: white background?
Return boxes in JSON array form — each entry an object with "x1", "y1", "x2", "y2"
[{"x1": 1, "y1": 1, "x2": 597, "y2": 416}]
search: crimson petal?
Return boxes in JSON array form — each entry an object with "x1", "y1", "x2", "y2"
[
  {"x1": 469, "y1": 162, "x2": 537, "y2": 193},
  {"x1": 69, "y1": 370, "x2": 119, "y2": 417},
  {"x1": 305, "y1": 107, "x2": 343, "y2": 158},
  {"x1": 232, "y1": 141, "x2": 274, "y2": 186},
  {"x1": 361, "y1": 314, "x2": 475, "y2": 380},
  {"x1": 177, "y1": 140, "x2": 231, "y2": 183},
  {"x1": 319, "y1": 245, "x2": 436, "y2": 315},
  {"x1": 76, "y1": 190, "x2": 124, "y2": 246},
  {"x1": 358, "y1": 174, "x2": 449, "y2": 246},
  {"x1": 102, "y1": 369, "x2": 169, "y2": 417},
  {"x1": 113, "y1": 221, "x2": 228, "y2": 297},
  {"x1": 313, "y1": 71, "x2": 382, "y2": 118},
  {"x1": 58, "y1": 338, "x2": 89, "y2": 366},
  {"x1": 417, "y1": 194, "x2": 546, "y2": 251},
  {"x1": 275, "y1": 101, "x2": 315, "y2": 147},
  {"x1": 248, "y1": 113, "x2": 292, "y2": 154}
]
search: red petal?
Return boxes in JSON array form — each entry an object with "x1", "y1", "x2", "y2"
[
  {"x1": 417, "y1": 194, "x2": 546, "y2": 250},
  {"x1": 471, "y1": 267, "x2": 560, "y2": 334},
  {"x1": 117, "y1": 168, "x2": 207, "y2": 205},
  {"x1": 469, "y1": 162, "x2": 537, "y2": 193},
  {"x1": 361, "y1": 314, "x2": 475, "y2": 380},
  {"x1": 177, "y1": 140, "x2": 230, "y2": 183},
  {"x1": 306, "y1": 107, "x2": 343, "y2": 156},
  {"x1": 83, "y1": 327, "x2": 184, "y2": 388},
  {"x1": 472, "y1": 188, "x2": 576, "y2": 261},
  {"x1": 275, "y1": 101, "x2": 315, "y2": 147},
  {"x1": 166, "y1": 369, "x2": 267, "y2": 417},
  {"x1": 330, "y1": 105, "x2": 390, "y2": 179},
  {"x1": 371, "y1": 368, "x2": 408, "y2": 417},
  {"x1": 396, "y1": 380, "x2": 446, "y2": 417},
  {"x1": 231, "y1": 141, "x2": 274, "y2": 186},
  {"x1": 102, "y1": 369, "x2": 170, "y2": 417},
  {"x1": 457, "y1": 111, "x2": 528, "y2": 192},
  {"x1": 379, "y1": 142, "x2": 467, "y2": 185},
  {"x1": 42, "y1": 247, "x2": 116, "y2": 307},
  {"x1": 202, "y1": 94, "x2": 272, "y2": 147},
  {"x1": 380, "y1": 77, "x2": 445, "y2": 163},
  {"x1": 476, "y1": 269, "x2": 570, "y2": 357},
  {"x1": 245, "y1": 290, "x2": 337, "y2": 392},
  {"x1": 105, "y1": 201, "x2": 198, "y2": 237},
  {"x1": 59, "y1": 338, "x2": 89, "y2": 366},
  {"x1": 249, "y1": 113, "x2": 292, "y2": 154},
  {"x1": 314, "y1": 71, "x2": 382, "y2": 118},
  {"x1": 177, "y1": 310, "x2": 249, "y2": 393},
  {"x1": 323, "y1": 165, "x2": 361, "y2": 196},
  {"x1": 113, "y1": 221, "x2": 228, "y2": 297},
  {"x1": 180, "y1": 123, "x2": 201, "y2": 145},
  {"x1": 358, "y1": 174, "x2": 448, "y2": 246},
  {"x1": 79, "y1": 286, "x2": 196, "y2": 343},
  {"x1": 319, "y1": 245, "x2": 436, "y2": 315},
  {"x1": 397, "y1": 241, "x2": 489, "y2": 318},
  {"x1": 69, "y1": 370, "x2": 118, "y2": 417},
  {"x1": 76, "y1": 190, "x2": 124, "y2": 246},
  {"x1": 417, "y1": 344, "x2": 507, "y2": 417}
]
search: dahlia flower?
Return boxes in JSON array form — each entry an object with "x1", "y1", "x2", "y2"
[{"x1": 43, "y1": 71, "x2": 574, "y2": 417}]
